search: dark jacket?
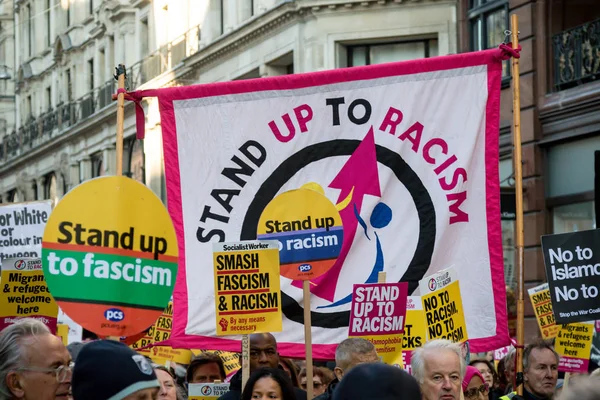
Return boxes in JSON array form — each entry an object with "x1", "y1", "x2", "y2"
[
  {"x1": 314, "y1": 378, "x2": 339, "y2": 400},
  {"x1": 331, "y1": 364, "x2": 421, "y2": 400},
  {"x1": 217, "y1": 369, "x2": 307, "y2": 400},
  {"x1": 500, "y1": 388, "x2": 551, "y2": 400}
]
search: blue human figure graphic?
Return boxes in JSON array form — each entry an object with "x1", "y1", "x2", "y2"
[{"x1": 317, "y1": 202, "x2": 392, "y2": 309}]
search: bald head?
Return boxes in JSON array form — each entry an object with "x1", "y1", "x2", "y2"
[{"x1": 249, "y1": 333, "x2": 279, "y2": 370}]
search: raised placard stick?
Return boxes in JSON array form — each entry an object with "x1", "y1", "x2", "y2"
[{"x1": 303, "y1": 281, "x2": 314, "y2": 399}]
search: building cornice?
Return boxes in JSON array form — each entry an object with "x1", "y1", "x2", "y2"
[
  {"x1": 177, "y1": 0, "x2": 453, "y2": 83},
  {"x1": 0, "y1": 102, "x2": 136, "y2": 175}
]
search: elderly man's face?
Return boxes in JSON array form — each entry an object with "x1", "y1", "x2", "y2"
[
  {"x1": 7, "y1": 334, "x2": 72, "y2": 400},
  {"x1": 420, "y1": 349, "x2": 462, "y2": 400}
]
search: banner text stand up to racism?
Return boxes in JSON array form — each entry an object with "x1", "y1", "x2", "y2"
[{"x1": 510, "y1": 14, "x2": 526, "y2": 397}]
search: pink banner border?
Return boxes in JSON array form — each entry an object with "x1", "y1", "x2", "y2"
[{"x1": 149, "y1": 48, "x2": 510, "y2": 359}]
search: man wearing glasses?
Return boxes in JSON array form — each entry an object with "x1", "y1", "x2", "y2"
[
  {"x1": 0, "y1": 318, "x2": 72, "y2": 400},
  {"x1": 218, "y1": 333, "x2": 307, "y2": 400}
]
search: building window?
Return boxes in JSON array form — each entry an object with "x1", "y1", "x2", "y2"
[
  {"x1": 43, "y1": 173, "x2": 57, "y2": 200},
  {"x1": 89, "y1": 0, "x2": 94, "y2": 15},
  {"x1": 88, "y1": 58, "x2": 94, "y2": 91},
  {"x1": 46, "y1": 0, "x2": 51, "y2": 46},
  {"x1": 547, "y1": 136, "x2": 598, "y2": 234},
  {"x1": 46, "y1": 86, "x2": 52, "y2": 111},
  {"x1": 124, "y1": 137, "x2": 145, "y2": 183},
  {"x1": 66, "y1": 0, "x2": 71, "y2": 27},
  {"x1": 468, "y1": 0, "x2": 509, "y2": 78},
  {"x1": 91, "y1": 152, "x2": 103, "y2": 178},
  {"x1": 66, "y1": 69, "x2": 73, "y2": 101},
  {"x1": 26, "y1": 95, "x2": 32, "y2": 119},
  {"x1": 26, "y1": 4, "x2": 32, "y2": 57},
  {"x1": 347, "y1": 39, "x2": 438, "y2": 67},
  {"x1": 140, "y1": 18, "x2": 149, "y2": 58},
  {"x1": 553, "y1": 202, "x2": 596, "y2": 234}
]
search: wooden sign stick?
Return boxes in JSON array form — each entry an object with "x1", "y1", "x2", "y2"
[
  {"x1": 303, "y1": 280, "x2": 314, "y2": 399},
  {"x1": 115, "y1": 65, "x2": 126, "y2": 176},
  {"x1": 242, "y1": 334, "x2": 251, "y2": 391}
]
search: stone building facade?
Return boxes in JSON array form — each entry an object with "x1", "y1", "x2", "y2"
[{"x1": 458, "y1": 0, "x2": 600, "y2": 342}]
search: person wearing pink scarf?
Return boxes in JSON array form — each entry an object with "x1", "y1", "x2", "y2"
[{"x1": 463, "y1": 366, "x2": 489, "y2": 400}]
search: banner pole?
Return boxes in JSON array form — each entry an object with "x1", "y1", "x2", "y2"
[
  {"x1": 114, "y1": 64, "x2": 126, "y2": 176},
  {"x1": 510, "y1": 14, "x2": 525, "y2": 397},
  {"x1": 303, "y1": 281, "x2": 314, "y2": 399},
  {"x1": 242, "y1": 334, "x2": 250, "y2": 392}
]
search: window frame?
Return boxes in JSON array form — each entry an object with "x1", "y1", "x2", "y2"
[
  {"x1": 468, "y1": 0, "x2": 511, "y2": 85},
  {"x1": 346, "y1": 38, "x2": 438, "y2": 67}
]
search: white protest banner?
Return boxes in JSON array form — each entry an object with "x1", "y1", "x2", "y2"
[
  {"x1": 541, "y1": 229, "x2": 600, "y2": 323},
  {"x1": 142, "y1": 48, "x2": 509, "y2": 357},
  {"x1": 0, "y1": 201, "x2": 52, "y2": 268}
]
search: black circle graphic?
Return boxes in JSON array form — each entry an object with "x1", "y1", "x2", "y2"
[{"x1": 240, "y1": 139, "x2": 436, "y2": 329}]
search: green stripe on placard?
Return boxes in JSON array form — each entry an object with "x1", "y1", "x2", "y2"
[{"x1": 42, "y1": 249, "x2": 176, "y2": 309}]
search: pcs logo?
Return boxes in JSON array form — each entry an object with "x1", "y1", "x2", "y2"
[
  {"x1": 104, "y1": 308, "x2": 125, "y2": 322},
  {"x1": 298, "y1": 264, "x2": 312, "y2": 273}
]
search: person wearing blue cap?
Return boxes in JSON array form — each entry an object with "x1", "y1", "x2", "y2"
[{"x1": 71, "y1": 340, "x2": 160, "y2": 400}]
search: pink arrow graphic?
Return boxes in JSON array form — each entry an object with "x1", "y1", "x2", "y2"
[{"x1": 292, "y1": 127, "x2": 381, "y2": 301}]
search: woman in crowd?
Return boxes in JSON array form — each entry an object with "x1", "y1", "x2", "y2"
[
  {"x1": 298, "y1": 366, "x2": 333, "y2": 398},
  {"x1": 463, "y1": 366, "x2": 490, "y2": 400},
  {"x1": 153, "y1": 364, "x2": 185, "y2": 400},
  {"x1": 470, "y1": 359, "x2": 502, "y2": 400},
  {"x1": 242, "y1": 368, "x2": 297, "y2": 400}
]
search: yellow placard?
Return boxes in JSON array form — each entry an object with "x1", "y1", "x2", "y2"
[
  {"x1": 131, "y1": 301, "x2": 193, "y2": 365},
  {"x1": 189, "y1": 383, "x2": 230, "y2": 400},
  {"x1": 527, "y1": 283, "x2": 559, "y2": 339},
  {"x1": 401, "y1": 296, "x2": 427, "y2": 374},
  {"x1": 213, "y1": 241, "x2": 282, "y2": 335},
  {"x1": 555, "y1": 323, "x2": 594, "y2": 373},
  {"x1": 362, "y1": 334, "x2": 403, "y2": 367},
  {"x1": 0, "y1": 257, "x2": 58, "y2": 332},
  {"x1": 57, "y1": 324, "x2": 69, "y2": 345},
  {"x1": 420, "y1": 268, "x2": 468, "y2": 343}
]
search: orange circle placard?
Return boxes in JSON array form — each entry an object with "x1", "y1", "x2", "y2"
[{"x1": 257, "y1": 189, "x2": 343, "y2": 280}]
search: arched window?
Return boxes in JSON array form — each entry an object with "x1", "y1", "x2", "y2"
[
  {"x1": 124, "y1": 137, "x2": 145, "y2": 183},
  {"x1": 91, "y1": 152, "x2": 103, "y2": 177},
  {"x1": 43, "y1": 173, "x2": 57, "y2": 200}
]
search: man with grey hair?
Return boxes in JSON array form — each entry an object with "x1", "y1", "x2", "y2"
[
  {"x1": 314, "y1": 337, "x2": 379, "y2": 400},
  {"x1": 0, "y1": 318, "x2": 72, "y2": 400},
  {"x1": 521, "y1": 340, "x2": 557, "y2": 400},
  {"x1": 411, "y1": 339, "x2": 465, "y2": 400}
]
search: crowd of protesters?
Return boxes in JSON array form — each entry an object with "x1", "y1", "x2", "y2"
[{"x1": 0, "y1": 318, "x2": 599, "y2": 400}]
